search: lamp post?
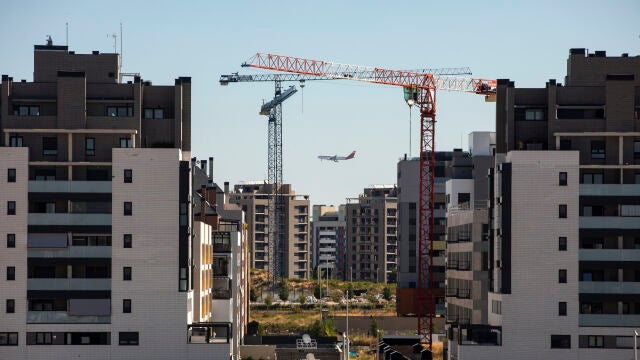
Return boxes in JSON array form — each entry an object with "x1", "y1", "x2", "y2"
[{"x1": 346, "y1": 290, "x2": 349, "y2": 360}]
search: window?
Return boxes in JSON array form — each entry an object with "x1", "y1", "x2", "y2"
[
  {"x1": 120, "y1": 138, "x2": 132, "y2": 148},
  {"x1": 179, "y1": 267, "x2": 188, "y2": 291},
  {"x1": 124, "y1": 202, "x2": 132, "y2": 216},
  {"x1": 123, "y1": 234, "x2": 132, "y2": 248},
  {"x1": 559, "y1": 204, "x2": 567, "y2": 218},
  {"x1": 123, "y1": 299, "x2": 131, "y2": 313},
  {"x1": 123, "y1": 267, "x2": 132, "y2": 281},
  {"x1": 7, "y1": 201, "x2": 16, "y2": 215},
  {"x1": 7, "y1": 168, "x2": 16, "y2": 183},
  {"x1": 14, "y1": 105, "x2": 39, "y2": 116},
  {"x1": 559, "y1": 172, "x2": 567, "y2": 186},
  {"x1": 559, "y1": 236, "x2": 567, "y2": 251},
  {"x1": 34, "y1": 168, "x2": 56, "y2": 181},
  {"x1": 107, "y1": 106, "x2": 133, "y2": 117},
  {"x1": 559, "y1": 269, "x2": 567, "y2": 283},
  {"x1": 587, "y1": 335, "x2": 604, "y2": 348},
  {"x1": 124, "y1": 169, "x2": 132, "y2": 183},
  {"x1": 551, "y1": 335, "x2": 571, "y2": 348},
  {"x1": 634, "y1": 140, "x2": 640, "y2": 159},
  {"x1": 590, "y1": 140, "x2": 605, "y2": 159},
  {"x1": 458, "y1": 192, "x2": 471, "y2": 205},
  {"x1": 559, "y1": 139, "x2": 572, "y2": 150},
  {"x1": 620, "y1": 205, "x2": 640, "y2": 217},
  {"x1": 143, "y1": 108, "x2": 164, "y2": 119},
  {"x1": 6, "y1": 299, "x2": 15, "y2": 313},
  {"x1": 582, "y1": 173, "x2": 603, "y2": 184},
  {"x1": 0, "y1": 332, "x2": 18, "y2": 346},
  {"x1": 525, "y1": 108, "x2": 544, "y2": 121},
  {"x1": 9, "y1": 135, "x2": 23, "y2": 147},
  {"x1": 559, "y1": 302, "x2": 567, "y2": 316},
  {"x1": 7, "y1": 266, "x2": 15, "y2": 280},
  {"x1": 118, "y1": 332, "x2": 138, "y2": 345},
  {"x1": 85, "y1": 138, "x2": 95, "y2": 156},
  {"x1": 42, "y1": 137, "x2": 57, "y2": 156}
]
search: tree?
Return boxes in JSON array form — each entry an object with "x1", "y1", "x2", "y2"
[
  {"x1": 309, "y1": 320, "x2": 324, "y2": 337},
  {"x1": 389, "y1": 269, "x2": 398, "y2": 283},
  {"x1": 370, "y1": 319, "x2": 379, "y2": 337},
  {"x1": 249, "y1": 287, "x2": 258, "y2": 302},
  {"x1": 279, "y1": 283, "x2": 290, "y2": 302},
  {"x1": 345, "y1": 283, "x2": 354, "y2": 299},
  {"x1": 247, "y1": 320, "x2": 260, "y2": 336},
  {"x1": 314, "y1": 284, "x2": 324, "y2": 299},
  {"x1": 382, "y1": 287, "x2": 392, "y2": 301},
  {"x1": 264, "y1": 295, "x2": 272, "y2": 307},
  {"x1": 299, "y1": 295, "x2": 306, "y2": 305}
]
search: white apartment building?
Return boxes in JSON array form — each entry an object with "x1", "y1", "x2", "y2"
[
  {"x1": 449, "y1": 49, "x2": 640, "y2": 360},
  {"x1": 0, "y1": 42, "x2": 241, "y2": 360}
]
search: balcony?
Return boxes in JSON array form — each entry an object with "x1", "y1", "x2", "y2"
[
  {"x1": 29, "y1": 180, "x2": 111, "y2": 193},
  {"x1": 579, "y1": 281, "x2": 640, "y2": 294},
  {"x1": 28, "y1": 246, "x2": 111, "y2": 258},
  {"x1": 579, "y1": 249, "x2": 640, "y2": 262},
  {"x1": 27, "y1": 278, "x2": 111, "y2": 291},
  {"x1": 27, "y1": 311, "x2": 110, "y2": 324},
  {"x1": 579, "y1": 314, "x2": 640, "y2": 327},
  {"x1": 28, "y1": 213, "x2": 111, "y2": 226},
  {"x1": 580, "y1": 184, "x2": 640, "y2": 197},
  {"x1": 579, "y1": 216, "x2": 640, "y2": 229}
]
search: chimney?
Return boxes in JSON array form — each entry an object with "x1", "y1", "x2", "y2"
[
  {"x1": 224, "y1": 181, "x2": 230, "y2": 194},
  {"x1": 201, "y1": 159, "x2": 207, "y2": 172},
  {"x1": 208, "y1": 157, "x2": 214, "y2": 183}
]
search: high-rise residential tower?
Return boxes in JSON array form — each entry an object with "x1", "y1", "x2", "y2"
[
  {"x1": 229, "y1": 183, "x2": 310, "y2": 279},
  {"x1": 0, "y1": 42, "x2": 239, "y2": 360},
  {"x1": 450, "y1": 49, "x2": 640, "y2": 360}
]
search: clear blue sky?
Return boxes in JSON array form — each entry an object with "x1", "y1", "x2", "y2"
[{"x1": 1, "y1": 0, "x2": 638, "y2": 208}]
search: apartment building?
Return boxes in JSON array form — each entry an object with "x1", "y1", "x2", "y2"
[
  {"x1": 345, "y1": 185, "x2": 398, "y2": 283},
  {"x1": 0, "y1": 42, "x2": 237, "y2": 360},
  {"x1": 396, "y1": 150, "x2": 468, "y2": 316},
  {"x1": 229, "y1": 183, "x2": 310, "y2": 279},
  {"x1": 192, "y1": 161, "x2": 249, "y2": 358},
  {"x1": 444, "y1": 132, "x2": 494, "y2": 326},
  {"x1": 450, "y1": 49, "x2": 640, "y2": 360},
  {"x1": 311, "y1": 205, "x2": 346, "y2": 279}
]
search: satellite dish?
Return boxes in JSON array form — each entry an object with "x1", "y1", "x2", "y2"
[
  {"x1": 306, "y1": 353, "x2": 316, "y2": 360},
  {"x1": 302, "y1": 334, "x2": 311, "y2": 344}
]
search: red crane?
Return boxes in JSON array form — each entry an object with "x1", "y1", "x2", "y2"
[{"x1": 241, "y1": 52, "x2": 495, "y2": 347}]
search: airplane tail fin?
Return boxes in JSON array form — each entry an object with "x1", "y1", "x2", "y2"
[{"x1": 346, "y1": 151, "x2": 356, "y2": 159}]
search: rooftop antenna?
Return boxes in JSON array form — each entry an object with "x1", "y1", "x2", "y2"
[
  {"x1": 120, "y1": 22, "x2": 123, "y2": 66},
  {"x1": 46, "y1": 35, "x2": 52, "y2": 46},
  {"x1": 65, "y1": 23, "x2": 68, "y2": 47}
]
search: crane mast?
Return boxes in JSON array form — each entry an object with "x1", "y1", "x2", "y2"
[
  {"x1": 240, "y1": 52, "x2": 495, "y2": 347},
  {"x1": 260, "y1": 84, "x2": 297, "y2": 286}
]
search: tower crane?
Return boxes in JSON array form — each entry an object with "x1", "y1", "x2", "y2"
[
  {"x1": 238, "y1": 52, "x2": 496, "y2": 348},
  {"x1": 219, "y1": 68, "x2": 472, "y2": 290}
]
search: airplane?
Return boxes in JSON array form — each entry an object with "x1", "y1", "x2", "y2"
[{"x1": 318, "y1": 151, "x2": 356, "y2": 162}]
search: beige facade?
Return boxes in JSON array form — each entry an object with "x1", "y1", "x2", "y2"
[
  {"x1": 345, "y1": 185, "x2": 398, "y2": 283},
  {"x1": 229, "y1": 183, "x2": 310, "y2": 279}
]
